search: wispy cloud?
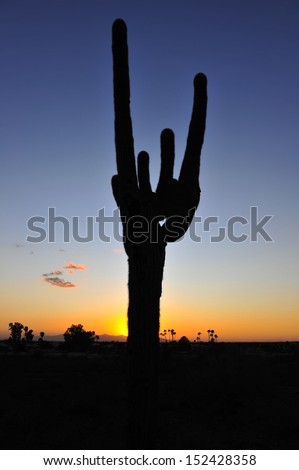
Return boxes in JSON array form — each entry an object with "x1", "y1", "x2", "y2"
[
  {"x1": 112, "y1": 248, "x2": 124, "y2": 254},
  {"x1": 63, "y1": 262, "x2": 88, "y2": 274},
  {"x1": 42, "y1": 270, "x2": 63, "y2": 277},
  {"x1": 44, "y1": 277, "x2": 77, "y2": 288}
]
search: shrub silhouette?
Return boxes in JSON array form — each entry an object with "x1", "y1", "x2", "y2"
[
  {"x1": 178, "y1": 335, "x2": 191, "y2": 351},
  {"x1": 111, "y1": 19, "x2": 207, "y2": 448},
  {"x1": 39, "y1": 331, "x2": 45, "y2": 341}
]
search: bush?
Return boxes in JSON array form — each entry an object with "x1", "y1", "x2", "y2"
[{"x1": 178, "y1": 336, "x2": 191, "y2": 351}]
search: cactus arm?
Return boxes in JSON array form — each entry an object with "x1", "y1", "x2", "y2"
[
  {"x1": 112, "y1": 19, "x2": 138, "y2": 197},
  {"x1": 179, "y1": 73, "x2": 207, "y2": 188},
  {"x1": 137, "y1": 151, "x2": 152, "y2": 199},
  {"x1": 156, "y1": 128, "x2": 175, "y2": 197}
]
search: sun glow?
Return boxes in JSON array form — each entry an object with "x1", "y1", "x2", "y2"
[{"x1": 111, "y1": 314, "x2": 128, "y2": 337}]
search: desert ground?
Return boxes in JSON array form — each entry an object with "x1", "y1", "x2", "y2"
[{"x1": 0, "y1": 341, "x2": 298, "y2": 449}]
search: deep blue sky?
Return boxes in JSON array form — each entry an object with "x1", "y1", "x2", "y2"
[{"x1": 1, "y1": 0, "x2": 298, "y2": 340}]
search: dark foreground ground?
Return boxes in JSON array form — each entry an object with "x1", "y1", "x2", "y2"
[{"x1": 0, "y1": 341, "x2": 298, "y2": 450}]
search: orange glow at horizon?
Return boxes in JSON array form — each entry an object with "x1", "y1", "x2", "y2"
[
  {"x1": 1, "y1": 296, "x2": 298, "y2": 342},
  {"x1": 1, "y1": 272, "x2": 298, "y2": 342}
]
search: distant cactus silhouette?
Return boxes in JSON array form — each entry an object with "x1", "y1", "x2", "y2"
[{"x1": 112, "y1": 19, "x2": 207, "y2": 448}]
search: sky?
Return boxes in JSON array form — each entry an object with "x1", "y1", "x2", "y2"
[{"x1": 0, "y1": 0, "x2": 298, "y2": 342}]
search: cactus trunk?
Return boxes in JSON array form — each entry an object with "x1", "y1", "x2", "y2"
[{"x1": 126, "y1": 242, "x2": 165, "y2": 448}]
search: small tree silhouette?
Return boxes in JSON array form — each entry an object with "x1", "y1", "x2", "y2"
[
  {"x1": 24, "y1": 327, "x2": 34, "y2": 343},
  {"x1": 63, "y1": 324, "x2": 97, "y2": 352},
  {"x1": 162, "y1": 331, "x2": 167, "y2": 342},
  {"x1": 170, "y1": 329, "x2": 176, "y2": 342},
  {"x1": 8, "y1": 322, "x2": 31, "y2": 351},
  {"x1": 112, "y1": 19, "x2": 207, "y2": 448},
  {"x1": 8, "y1": 322, "x2": 24, "y2": 343},
  {"x1": 159, "y1": 330, "x2": 165, "y2": 342}
]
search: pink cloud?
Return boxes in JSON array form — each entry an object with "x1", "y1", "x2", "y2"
[
  {"x1": 63, "y1": 262, "x2": 88, "y2": 274},
  {"x1": 44, "y1": 277, "x2": 77, "y2": 288}
]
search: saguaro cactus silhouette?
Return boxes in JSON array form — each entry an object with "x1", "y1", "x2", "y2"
[{"x1": 112, "y1": 19, "x2": 207, "y2": 448}]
